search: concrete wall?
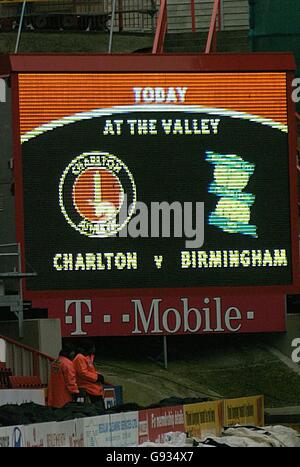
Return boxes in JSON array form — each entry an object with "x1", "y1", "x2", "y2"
[{"x1": 0, "y1": 319, "x2": 62, "y2": 359}]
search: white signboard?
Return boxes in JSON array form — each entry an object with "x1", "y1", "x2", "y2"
[
  {"x1": 72, "y1": 418, "x2": 85, "y2": 448},
  {"x1": 83, "y1": 415, "x2": 111, "y2": 447},
  {"x1": 24, "y1": 422, "x2": 56, "y2": 448},
  {"x1": 55, "y1": 420, "x2": 78, "y2": 447},
  {"x1": 110, "y1": 411, "x2": 139, "y2": 447},
  {"x1": 25, "y1": 419, "x2": 84, "y2": 447},
  {"x1": 46, "y1": 420, "x2": 78, "y2": 448},
  {"x1": 0, "y1": 425, "x2": 25, "y2": 447},
  {"x1": 0, "y1": 389, "x2": 45, "y2": 406}
]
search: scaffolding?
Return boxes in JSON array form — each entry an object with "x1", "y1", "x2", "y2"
[{"x1": 0, "y1": 243, "x2": 36, "y2": 338}]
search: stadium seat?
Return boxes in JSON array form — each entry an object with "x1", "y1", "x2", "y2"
[
  {"x1": 9, "y1": 375, "x2": 44, "y2": 389},
  {"x1": 0, "y1": 367, "x2": 12, "y2": 388}
]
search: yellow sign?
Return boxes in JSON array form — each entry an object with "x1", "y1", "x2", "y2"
[
  {"x1": 223, "y1": 395, "x2": 264, "y2": 427},
  {"x1": 184, "y1": 400, "x2": 223, "y2": 440}
]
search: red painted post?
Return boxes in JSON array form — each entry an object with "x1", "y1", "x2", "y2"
[
  {"x1": 218, "y1": 0, "x2": 222, "y2": 31},
  {"x1": 152, "y1": 0, "x2": 167, "y2": 54},
  {"x1": 205, "y1": 0, "x2": 220, "y2": 53},
  {"x1": 32, "y1": 352, "x2": 40, "y2": 377},
  {"x1": 212, "y1": 27, "x2": 217, "y2": 52},
  {"x1": 191, "y1": 0, "x2": 196, "y2": 32},
  {"x1": 118, "y1": 0, "x2": 123, "y2": 32}
]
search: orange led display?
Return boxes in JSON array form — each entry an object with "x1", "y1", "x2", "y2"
[{"x1": 18, "y1": 72, "x2": 287, "y2": 136}]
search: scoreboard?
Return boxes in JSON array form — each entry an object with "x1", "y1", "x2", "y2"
[{"x1": 5, "y1": 53, "x2": 299, "y2": 335}]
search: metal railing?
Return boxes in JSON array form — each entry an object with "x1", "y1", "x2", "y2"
[
  {"x1": 205, "y1": 0, "x2": 221, "y2": 53},
  {"x1": 0, "y1": 243, "x2": 22, "y2": 277},
  {"x1": 152, "y1": 0, "x2": 167, "y2": 53},
  {"x1": 0, "y1": 335, "x2": 54, "y2": 384},
  {"x1": 0, "y1": 243, "x2": 24, "y2": 335},
  {"x1": 0, "y1": 243, "x2": 37, "y2": 337},
  {"x1": 116, "y1": 0, "x2": 158, "y2": 32},
  {"x1": 0, "y1": 0, "x2": 158, "y2": 32},
  {"x1": 152, "y1": 0, "x2": 223, "y2": 54}
]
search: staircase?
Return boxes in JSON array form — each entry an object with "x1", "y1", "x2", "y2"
[
  {"x1": 164, "y1": 29, "x2": 250, "y2": 53},
  {"x1": 0, "y1": 335, "x2": 53, "y2": 384},
  {"x1": 153, "y1": 0, "x2": 250, "y2": 54}
]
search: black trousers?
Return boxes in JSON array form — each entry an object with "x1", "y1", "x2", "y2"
[{"x1": 88, "y1": 394, "x2": 105, "y2": 409}]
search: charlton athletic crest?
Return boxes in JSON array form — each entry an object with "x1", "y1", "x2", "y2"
[{"x1": 59, "y1": 151, "x2": 136, "y2": 237}]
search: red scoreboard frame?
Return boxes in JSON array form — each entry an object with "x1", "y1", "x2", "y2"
[{"x1": 1, "y1": 53, "x2": 298, "y2": 337}]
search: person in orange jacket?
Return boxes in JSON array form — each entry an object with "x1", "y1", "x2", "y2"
[
  {"x1": 47, "y1": 344, "x2": 79, "y2": 408},
  {"x1": 73, "y1": 341, "x2": 105, "y2": 409}
]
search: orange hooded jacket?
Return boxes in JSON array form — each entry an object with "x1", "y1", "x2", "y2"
[
  {"x1": 47, "y1": 356, "x2": 79, "y2": 408},
  {"x1": 73, "y1": 353, "x2": 104, "y2": 397}
]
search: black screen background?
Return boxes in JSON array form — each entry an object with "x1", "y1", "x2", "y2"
[{"x1": 21, "y1": 110, "x2": 292, "y2": 290}]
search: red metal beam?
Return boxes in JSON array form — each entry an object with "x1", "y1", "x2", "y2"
[
  {"x1": 191, "y1": 0, "x2": 196, "y2": 33},
  {"x1": 118, "y1": 0, "x2": 124, "y2": 32},
  {"x1": 0, "y1": 53, "x2": 296, "y2": 73},
  {"x1": 218, "y1": 0, "x2": 222, "y2": 31},
  {"x1": 152, "y1": 0, "x2": 167, "y2": 54},
  {"x1": 205, "y1": 0, "x2": 221, "y2": 53}
]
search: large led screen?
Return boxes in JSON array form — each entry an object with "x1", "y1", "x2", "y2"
[{"x1": 18, "y1": 71, "x2": 293, "y2": 290}]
